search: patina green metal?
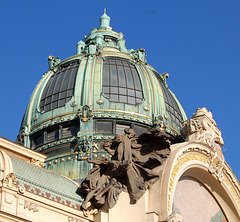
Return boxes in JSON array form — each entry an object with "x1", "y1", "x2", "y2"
[{"x1": 18, "y1": 12, "x2": 187, "y2": 182}]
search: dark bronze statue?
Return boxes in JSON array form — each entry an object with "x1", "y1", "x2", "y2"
[{"x1": 80, "y1": 128, "x2": 171, "y2": 210}]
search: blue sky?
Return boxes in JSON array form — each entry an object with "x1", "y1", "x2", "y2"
[{"x1": 0, "y1": 1, "x2": 239, "y2": 179}]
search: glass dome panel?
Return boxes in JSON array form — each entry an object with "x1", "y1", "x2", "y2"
[
  {"x1": 40, "y1": 60, "x2": 80, "y2": 112},
  {"x1": 102, "y1": 57, "x2": 143, "y2": 105},
  {"x1": 152, "y1": 70, "x2": 184, "y2": 128}
]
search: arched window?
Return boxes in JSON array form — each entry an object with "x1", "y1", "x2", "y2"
[
  {"x1": 102, "y1": 57, "x2": 143, "y2": 105},
  {"x1": 152, "y1": 70, "x2": 184, "y2": 127},
  {"x1": 40, "y1": 60, "x2": 80, "y2": 112}
]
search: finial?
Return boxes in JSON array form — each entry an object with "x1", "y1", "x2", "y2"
[{"x1": 99, "y1": 9, "x2": 110, "y2": 29}]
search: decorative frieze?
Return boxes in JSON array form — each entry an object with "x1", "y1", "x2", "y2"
[
  {"x1": 24, "y1": 200, "x2": 39, "y2": 212},
  {"x1": 68, "y1": 217, "x2": 86, "y2": 222}
]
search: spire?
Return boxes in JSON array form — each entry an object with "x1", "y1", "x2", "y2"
[{"x1": 99, "y1": 9, "x2": 110, "y2": 29}]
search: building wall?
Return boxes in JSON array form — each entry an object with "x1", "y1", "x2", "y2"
[{"x1": 173, "y1": 176, "x2": 227, "y2": 221}]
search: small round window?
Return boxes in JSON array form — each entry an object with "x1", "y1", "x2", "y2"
[{"x1": 102, "y1": 57, "x2": 143, "y2": 105}]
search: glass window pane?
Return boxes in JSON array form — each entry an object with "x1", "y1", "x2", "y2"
[
  {"x1": 110, "y1": 65, "x2": 118, "y2": 86},
  {"x1": 61, "y1": 69, "x2": 71, "y2": 91},
  {"x1": 110, "y1": 94, "x2": 118, "y2": 102},
  {"x1": 119, "y1": 95, "x2": 127, "y2": 103},
  {"x1": 40, "y1": 60, "x2": 80, "y2": 112},
  {"x1": 68, "y1": 67, "x2": 78, "y2": 89},
  {"x1": 41, "y1": 77, "x2": 53, "y2": 99},
  {"x1": 59, "y1": 91, "x2": 67, "y2": 99},
  {"x1": 95, "y1": 121, "x2": 113, "y2": 134},
  {"x1": 127, "y1": 89, "x2": 135, "y2": 96},
  {"x1": 103, "y1": 65, "x2": 109, "y2": 85},
  {"x1": 119, "y1": 88, "x2": 127, "y2": 95},
  {"x1": 102, "y1": 57, "x2": 143, "y2": 105},
  {"x1": 104, "y1": 93, "x2": 110, "y2": 99},
  {"x1": 136, "y1": 98, "x2": 142, "y2": 103},
  {"x1": 109, "y1": 59, "x2": 115, "y2": 65},
  {"x1": 66, "y1": 89, "x2": 74, "y2": 97},
  {"x1": 46, "y1": 96, "x2": 52, "y2": 104},
  {"x1": 110, "y1": 87, "x2": 118, "y2": 94},
  {"x1": 136, "y1": 91, "x2": 142, "y2": 98},
  {"x1": 53, "y1": 70, "x2": 64, "y2": 94},
  {"x1": 116, "y1": 60, "x2": 122, "y2": 66},
  {"x1": 128, "y1": 97, "x2": 135, "y2": 104},
  {"x1": 40, "y1": 99, "x2": 44, "y2": 108},
  {"x1": 47, "y1": 74, "x2": 58, "y2": 96},
  {"x1": 156, "y1": 77, "x2": 184, "y2": 129},
  {"x1": 117, "y1": 66, "x2": 126, "y2": 87},
  {"x1": 66, "y1": 97, "x2": 72, "y2": 104},
  {"x1": 59, "y1": 99, "x2": 66, "y2": 107},
  {"x1": 125, "y1": 67, "x2": 134, "y2": 89},
  {"x1": 131, "y1": 69, "x2": 142, "y2": 89},
  {"x1": 52, "y1": 94, "x2": 58, "y2": 101},
  {"x1": 52, "y1": 101, "x2": 58, "y2": 109},
  {"x1": 122, "y1": 61, "x2": 129, "y2": 68},
  {"x1": 45, "y1": 104, "x2": 51, "y2": 112},
  {"x1": 103, "y1": 87, "x2": 109, "y2": 94}
]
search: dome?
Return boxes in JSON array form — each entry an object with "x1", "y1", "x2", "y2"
[{"x1": 17, "y1": 12, "x2": 187, "y2": 181}]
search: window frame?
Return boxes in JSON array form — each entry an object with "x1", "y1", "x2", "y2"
[
  {"x1": 40, "y1": 60, "x2": 80, "y2": 112},
  {"x1": 102, "y1": 57, "x2": 144, "y2": 105}
]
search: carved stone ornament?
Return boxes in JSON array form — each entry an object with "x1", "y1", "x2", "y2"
[
  {"x1": 68, "y1": 216, "x2": 85, "y2": 222},
  {"x1": 24, "y1": 200, "x2": 39, "y2": 212},
  {"x1": 30, "y1": 158, "x2": 45, "y2": 167},
  {"x1": 3, "y1": 173, "x2": 17, "y2": 188},
  {"x1": 168, "y1": 212, "x2": 183, "y2": 222},
  {"x1": 80, "y1": 128, "x2": 171, "y2": 211},
  {"x1": 207, "y1": 151, "x2": 224, "y2": 182},
  {"x1": 183, "y1": 108, "x2": 224, "y2": 156}
]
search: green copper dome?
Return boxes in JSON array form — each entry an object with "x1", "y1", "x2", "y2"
[{"x1": 18, "y1": 12, "x2": 187, "y2": 182}]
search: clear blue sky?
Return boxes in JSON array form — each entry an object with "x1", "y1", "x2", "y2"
[{"x1": 0, "y1": 1, "x2": 239, "y2": 179}]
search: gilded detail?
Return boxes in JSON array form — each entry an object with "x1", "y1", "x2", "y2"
[
  {"x1": 223, "y1": 175, "x2": 240, "y2": 208},
  {"x1": 168, "y1": 152, "x2": 207, "y2": 212}
]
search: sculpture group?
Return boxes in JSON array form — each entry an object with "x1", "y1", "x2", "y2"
[{"x1": 80, "y1": 128, "x2": 171, "y2": 210}]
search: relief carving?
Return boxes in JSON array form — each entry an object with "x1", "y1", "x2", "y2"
[
  {"x1": 183, "y1": 108, "x2": 224, "y2": 157},
  {"x1": 24, "y1": 200, "x2": 39, "y2": 212},
  {"x1": 3, "y1": 173, "x2": 17, "y2": 188},
  {"x1": 80, "y1": 128, "x2": 171, "y2": 211},
  {"x1": 68, "y1": 217, "x2": 85, "y2": 222},
  {"x1": 30, "y1": 158, "x2": 45, "y2": 167},
  {"x1": 207, "y1": 151, "x2": 224, "y2": 182}
]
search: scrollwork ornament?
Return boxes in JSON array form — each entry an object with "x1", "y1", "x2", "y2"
[{"x1": 3, "y1": 173, "x2": 17, "y2": 188}]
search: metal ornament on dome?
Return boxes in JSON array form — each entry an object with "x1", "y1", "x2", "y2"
[
  {"x1": 99, "y1": 9, "x2": 110, "y2": 29},
  {"x1": 81, "y1": 10, "x2": 128, "y2": 54}
]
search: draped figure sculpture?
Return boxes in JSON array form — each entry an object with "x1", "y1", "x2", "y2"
[{"x1": 80, "y1": 128, "x2": 171, "y2": 211}]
